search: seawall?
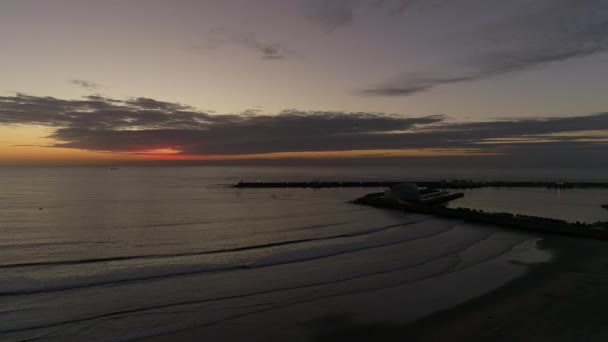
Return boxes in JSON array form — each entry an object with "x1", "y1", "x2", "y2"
[{"x1": 353, "y1": 193, "x2": 608, "y2": 240}]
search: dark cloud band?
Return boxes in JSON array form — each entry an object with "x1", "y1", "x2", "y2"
[{"x1": 1, "y1": 94, "x2": 607, "y2": 163}]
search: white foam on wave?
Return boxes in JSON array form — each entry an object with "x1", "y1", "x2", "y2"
[
  {"x1": 0, "y1": 219, "x2": 422, "y2": 295},
  {"x1": 246, "y1": 219, "x2": 455, "y2": 268},
  {"x1": 0, "y1": 220, "x2": 547, "y2": 342}
]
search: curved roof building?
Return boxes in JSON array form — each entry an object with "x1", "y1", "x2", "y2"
[{"x1": 384, "y1": 183, "x2": 420, "y2": 201}]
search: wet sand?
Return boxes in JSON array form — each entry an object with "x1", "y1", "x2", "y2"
[
  {"x1": 398, "y1": 236, "x2": 608, "y2": 342},
  {"x1": 284, "y1": 236, "x2": 608, "y2": 342},
  {"x1": 145, "y1": 235, "x2": 608, "y2": 342}
]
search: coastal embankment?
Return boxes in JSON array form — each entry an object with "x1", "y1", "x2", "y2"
[{"x1": 353, "y1": 192, "x2": 608, "y2": 240}]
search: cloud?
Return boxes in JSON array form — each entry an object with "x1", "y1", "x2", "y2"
[
  {"x1": 308, "y1": 0, "x2": 413, "y2": 33},
  {"x1": 309, "y1": 0, "x2": 359, "y2": 33},
  {"x1": 200, "y1": 29, "x2": 290, "y2": 60},
  {"x1": 0, "y1": 93, "x2": 443, "y2": 154},
  {"x1": 237, "y1": 34, "x2": 288, "y2": 60},
  {"x1": 360, "y1": 74, "x2": 473, "y2": 96},
  {"x1": 70, "y1": 79, "x2": 100, "y2": 91},
  {"x1": 1, "y1": 93, "x2": 608, "y2": 165},
  {"x1": 361, "y1": 0, "x2": 608, "y2": 96}
]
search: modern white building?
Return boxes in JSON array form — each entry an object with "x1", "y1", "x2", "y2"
[{"x1": 384, "y1": 183, "x2": 448, "y2": 202}]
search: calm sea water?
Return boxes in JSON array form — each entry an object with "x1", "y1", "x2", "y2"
[
  {"x1": 449, "y1": 187, "x2": 608, "y2": 224},
  {"x1": 0, "y1": 166, "x2": 603, "y2": 341}
]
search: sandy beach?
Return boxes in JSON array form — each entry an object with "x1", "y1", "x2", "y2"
[
  {"x1": 400, "y1": 236, "x2": 608, "y2": 342},
  {"x1": 144, "y1": 234, "x2": 608, "y2": 342}
]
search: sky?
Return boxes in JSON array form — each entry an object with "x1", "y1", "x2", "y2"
[{"x1": 1, "y1": 0, "x2": 608, "y2": 166}]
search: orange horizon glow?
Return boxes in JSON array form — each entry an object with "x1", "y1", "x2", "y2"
[
  {"x1": 0, "y1": 145, "x2": 500, "y2": 165},
  {"x1": 0, "y1": 125, "x2": 500, "y2": 165},
  {"x1": 183, "y1": 148, "x2": 501, "y2": 160}
]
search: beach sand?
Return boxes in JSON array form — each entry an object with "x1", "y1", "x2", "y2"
[
  {"x1": 146, "y1": 235, "x2": 608, "y2": 342},
  {"x1": 399, "y1": 236, "x2": 608, "y2": 342},
  {"x1": 300, "y1": 236, "x2": 608, "y2": 342}
]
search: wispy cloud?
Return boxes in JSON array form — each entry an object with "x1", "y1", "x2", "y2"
[
  {"x1": 309, "y1": 0, "x2": 359, "y2": 33},
  {"x1": 238, "y1": 34, "x2": 288, "y2": 60},
  {"x1": 361, "y1": 0, "x2": 608, "y2": 96},
  {"x1": 308, "y1": 0, "x2": 413, "y2": 33},
  {"x1": 70, "y1": 79, "x2": 100, "y2": 91},
  {"x1": 199, "y1": 29, "x2": 290, "y2": 60}
]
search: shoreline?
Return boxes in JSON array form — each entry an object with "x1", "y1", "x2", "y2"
[
  {"x1": 293, "y1": 234, "x2": 608, "y2": 342},
  {"x1": 397, "y1": 235, "x2": 608, "y2": 341},
  {"x1": 145, "y1": 232, "x2": 608, "y2": 342}
]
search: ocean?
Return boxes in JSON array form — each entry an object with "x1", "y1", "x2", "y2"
[{"x1": 0, "y1": 166, "x2": 606, "y2": 341}]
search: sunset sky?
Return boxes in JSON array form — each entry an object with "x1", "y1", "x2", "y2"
[{"x1": 2, "y1": 0, "x2": 608, "y2": 166}]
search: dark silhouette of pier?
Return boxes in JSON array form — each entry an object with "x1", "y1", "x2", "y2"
[{"x1": 353, "y1": 192, "x2": 608, "y2": 240}]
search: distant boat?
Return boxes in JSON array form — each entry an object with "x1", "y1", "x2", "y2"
[{"x1": 110, "y1": 167, "x2": 119, "y2": 170}]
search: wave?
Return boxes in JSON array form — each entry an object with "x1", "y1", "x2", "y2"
[
  {"x1": 245, "y1": 219, "x2": 450, "y2": 268},
  {"x1": 126, "y1": 237, "x2": 528, "y2": 342},
  {"x1": 0, "y1": 208, "x2": 369, "y2": 240},
  {"x1": 0, "y1": 240, "x2": 116, "y2": 250},
  {"x1": 0, "y1": 220, "x2": 429, "y2": 296},
  {"x1": 0, "y1": 221, "x2": 416, "y2": 270},
  {"x1": 2, "y1": 231, "x2": 522, "y2": 339}
]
